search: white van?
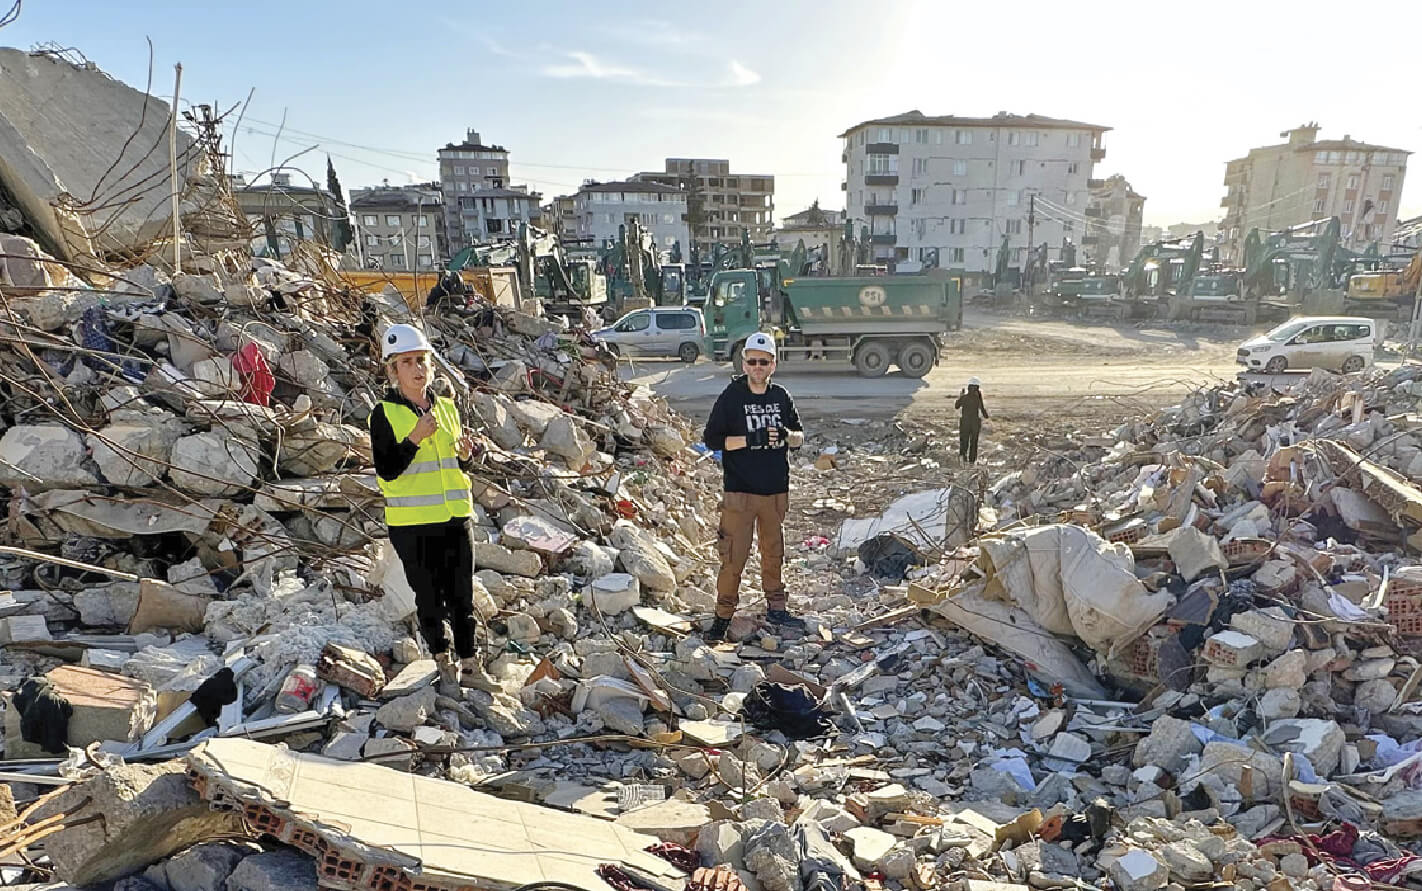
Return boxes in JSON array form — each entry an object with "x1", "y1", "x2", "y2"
[{"x1": 1236, "y1": 316, "x2": 1379, "y2": 374}]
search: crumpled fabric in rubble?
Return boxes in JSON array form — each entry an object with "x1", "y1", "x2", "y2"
[
  {"x1": 858, "y1": 532, "x2": 924, "y2": 580},
  {"x1": 1258, "y1": 823, "x2": 1422, "y2": 883},
  {"x1": 742, "y1": 681, "x2": 835, "y2": 740},
  {"x1": 14, "y1": 677, "x2": 72, "y2": 754},
  {"x1": 231, "y1": 342, "x2": 275, "y2": 406}
]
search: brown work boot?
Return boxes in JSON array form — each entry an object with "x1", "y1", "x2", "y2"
[
  {"x1": 434, "y1": 652, "x2": 461, "y2": 698},
  {"x1": 459, "y1": 656, "x2": 501, "y2": 692}
]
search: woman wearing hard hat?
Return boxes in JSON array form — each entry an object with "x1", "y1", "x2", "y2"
[
  {"x1": 369, "y1": 323, "x2": 498, "y2": 696},
  {"x1": 955, "y1": 377, "x2": 989, "y2": 464}
]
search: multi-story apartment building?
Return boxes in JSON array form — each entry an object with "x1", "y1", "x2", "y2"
[
  {"x1": 1083, "y1": 174, "x2": 1145, "y2": 268},
  {"x1": 570, "y1": 180, "x2": 689, "y2": 253},
  {"x1": 840, "y1": 111, "x2": 1110, "y2": 281},
  {"x1": 633, "y1": 159, "x2": 774, "y2": 248},
  {"x1": 547, "y1": 194, "x2": 578, "y2": 239},
  {"x1": 232, "y1": 172, "x2": 350, "y2": 260},
  {"x1": 437, "y1": 128, "x2": 541, "y2": 251},
  {"x1": 349, "y1": 181, "x2": 445, "y2": 271},
  {"x1": 1219, "y1": 123, "x2": 1409, "y2": 262}
]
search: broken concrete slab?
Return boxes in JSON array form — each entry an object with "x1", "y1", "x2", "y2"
[
  {"x1": 610, "y1": 521, "x2": 677, "y2": 592},
  {"x1": 31, "y1": 761, "x2": 243, "y2": 886},
  {"x1": 473, "y1": 541, "x2": 543, "y2": 578},
  {"x1": 224, "y1": 848, "x2": 317, "y2": 891},
  {"x1": 185, "y1": 738, "x2": 685, "y2": 891},
  {"x1": 0, "y1": 425, "x2": 98, "y2": 490},
  {"x1": 4, "y1": 664, "x2": 156, "y2": 759},
  {"x1": 168, "y1": 433, "x2": 261, "y2": 496},
  {"x1": 612, "y1": 799, "x2": 710, "y2": 846}
]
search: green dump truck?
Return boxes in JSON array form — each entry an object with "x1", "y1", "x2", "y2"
[{"x1": 705, "y1": 268, "x2": 962, "y2": 378}]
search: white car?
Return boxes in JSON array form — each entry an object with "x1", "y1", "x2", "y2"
[{"x1": 1237, "y1": 316, "x2": 1379, "y2": 374}]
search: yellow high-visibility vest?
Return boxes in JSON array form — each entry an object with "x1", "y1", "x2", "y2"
[{"x1": 375, "y1": 395, "x2": 473, "y2": 526}]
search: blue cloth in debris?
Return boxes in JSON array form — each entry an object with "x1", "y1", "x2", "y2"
[{"x1": 77, "y1": 306, "x2": 145, "y2": 381}]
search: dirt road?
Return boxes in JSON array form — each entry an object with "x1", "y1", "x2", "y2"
[{"x1": 623, "y1": 310, "x2": 1246, "y2": 427}]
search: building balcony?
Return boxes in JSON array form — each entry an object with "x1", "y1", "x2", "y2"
[
  {"x1": 1091, "y1": 147, "x2": 1106, "y2": 161},
  {"x1": 1080, "y1": 235, "x2": 1100, "y2": 245},
  {"x1": 870, "y1": 233, "x2": 897, "y2": 244},
  {"x1": 865, "y1": 204, "x2": 898, "y2": 216},
  {"x1": 866, "y1": 143, "x2": 899, "y2": 154},
  {"x1": 841, "y1": 153, "x2": 848, "y2": 163},
  {"x1": 1087, "y1": 178, "x2": 1105, "y2": 189},
  {"x1": 1220, "y1": 195, "x2": 1232, "y2": 207},
  {"x1": 841, "y1": 181, "x2": 847, "y2": 191},
  {"x1": 1083, "y1": 206, "x2": 1101, "y2": 218},
  {"x1": 864, "y1": 174, "x2": 899, "y2": 187}
]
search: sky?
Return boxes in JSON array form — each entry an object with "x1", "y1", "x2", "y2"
[{"x1": 7, "y1": 0, "x2": 1422, "y2": 227}]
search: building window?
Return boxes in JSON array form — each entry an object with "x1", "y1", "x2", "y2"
[
  {"x1": 867, "y1": 154, "x2": 898, "y2": 175},
  {"x1": 948, "y1": 160, "x2": 965, "y2": 177},
  {"x1": 858, "y1": 130, "x2": 866, "y2": 145},
  {"x1": 663, "y1": 213, "x2": 674, "y2": 223},
  {"x1": 361, "y1": 214, "x2": 378, "y2": 226},
  {"x1": 1347, "y1": 174, "x2": 1360, "y2": 190},
  {"x1": 915, "y1": 129, "x2": 929, "y2": 144},
  {"x1": 912, "y1": 158, "x2": 929, "y2": 176},
  {"x1": 1024, "y1": 132, "x2": 1039, "y2": 147},
  {"x1": 1344, "y1": 198, "x2": 1355, "y2": 213},
  {"x1": 1006, "y1": 190, "x2": 1019, "y2": 206},
  {"x1": 384, "y1": 214, "x2": 401, "y2": 226},
  {"x1": 950, "y1": 247, "x2": 965, "y2": 263},
  {"x1": 453, "y1": 166, "x2": 464, "y2": 175},
  {"x1": 388, "y1": 253, "x2": 406, "y2": 269},
  {"x1": 415, "y1": 214, "x2": 429, "y2": 226},
  {"x1": 1063, "y1": 220, "x2": 1074, "y2": 232},
  {"x1": 1383, "y1": 174, "x2": 1396, "y2": 190},
  {"x1": 1318, "y1": 173, "x2": 1331, "y2": 189},
  {"x1": 876, "y1": 127, "x2": 893, "y2": 142},
  {"x1": 1378, "y1": 199, "x2": 1389, "y2": 213},
  {"x1": 911, "y1": 188, "x2": 924, "y2": 205},
  {"x1": 1007, "y1": 131, "x2": 1020, "y2": 146},
  {"x1": 1068, "y1": 133, "x2": 1082, "y2": 147},
  {"x1": 457, "y1": 182, "x2": 467, "y2": 192},
  {"x1": 1066, "y1": 191, "x2": 1076, "y2": 205},
  {"x1": 1068, "y1": 162, "x2": 1079, "y2": 175},
  {"x1": 899, "y1": 128, "x2": 910, "y2": 143},
  {"x1": 416, "y1": 236, "x2": 431, "y2": 249},
  {"x1": 955, "y1": 129, "x2": 973, "y2": 145},
  {"x1": 1313, "y1": 198, "x2": 1326, "y2": 214},
  {"x1": 1006, "y1": 219, "x2": 1022, "y2": 234},
  {"x1": 418, "y1": 254, "x2": 433, "y2": 268},
  {"x1": 1013, "y1": 160, "x2": 1026, "y2": 176},
  {"x1": 949, "y1": 218, "x2": 966, "y2": 235},
  {"x1": 487, "y1": 167, "x2": 497, "y2": 175},
  {"x1": 364, "y1": 234, "x2": 381, "y2": 247},
  {"x1": 952, "y1": 189, "x2": 967, "y2": 205},
  {"x1": 1347, "y1": 151, "x2": 1361, "y2": 164},
  {"x1": 934, "y1": 130, "x2": 943, "y2": 145}
]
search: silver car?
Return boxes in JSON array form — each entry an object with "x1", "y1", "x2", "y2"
[{"x1": 594, "y1": 307, "x2": 706, "y2": 362}]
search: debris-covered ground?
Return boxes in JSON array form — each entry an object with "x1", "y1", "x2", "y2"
[{"x1": 7, "y1": 43, "x2": 1422, "y2": 891}]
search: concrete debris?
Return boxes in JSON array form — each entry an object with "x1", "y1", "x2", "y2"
[{"x1": 9, "y1": 50, "x2": 1422, "y2": 891}]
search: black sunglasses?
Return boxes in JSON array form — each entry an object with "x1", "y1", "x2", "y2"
[{"x1": 744, "y1": 358, "x2": 774, "y2": 366}]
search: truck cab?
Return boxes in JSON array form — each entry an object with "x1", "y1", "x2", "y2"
[{"x1": 659, "y1": 263, "x2": 686, "y2": 305}]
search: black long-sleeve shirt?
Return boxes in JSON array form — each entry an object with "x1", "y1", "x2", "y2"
[
  {"x1": 703, "y1": 376, "x2": 802, "y2": 495},
  {"x1": 955, "y1": 387, "x2": 988, "y2": 424}
]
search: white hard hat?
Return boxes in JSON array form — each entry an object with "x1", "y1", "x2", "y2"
[
  {"x1": 381, "y1": 324, "x2": 432, "y2": 361},
  {"x1": 744, "y1": 332, "x2": 777, "y2": 358},
  {"x1": 967, "y1": 377, "x2": 981, "y2": 387}
]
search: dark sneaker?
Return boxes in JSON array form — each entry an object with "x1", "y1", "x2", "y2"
[
  {"x1": 766, "y1": 609, "x2": 807, "y2": 630},
  {"x1": 705, "y1": 616, "x2": 732, "y2": 643}
]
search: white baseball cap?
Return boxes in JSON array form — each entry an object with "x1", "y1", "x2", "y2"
[
  {"x1": 967, "y1": 376, "x2": 981, "y2": 387},
  {"x1": 744, "y1": 332, "x2": 776, "y2": 358},
  {"x1": 382, "y1": 324, "x2": 433, "y2": 360}
]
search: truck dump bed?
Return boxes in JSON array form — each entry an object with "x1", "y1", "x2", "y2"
[{"x1": 785, "y1": 272, "x2": 961, "y2": 335}]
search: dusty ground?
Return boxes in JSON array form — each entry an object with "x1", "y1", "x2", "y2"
[{"x1": 643, "y1": 310, "x2": 1252, "y2": 608}]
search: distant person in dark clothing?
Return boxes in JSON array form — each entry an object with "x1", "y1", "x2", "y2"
[{"x1": 955, "y1": 377, "x2": 989, "y2": 463}]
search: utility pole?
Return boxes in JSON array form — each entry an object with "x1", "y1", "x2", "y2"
[{"x1": 1025, "y1": 193, "x2": 1036, "y2": 290}]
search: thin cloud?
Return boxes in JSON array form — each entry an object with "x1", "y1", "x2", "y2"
[
  {"x1": 725, "y1": 60, "x2": 761, "y2": 87},
  {"x1": 540, "y1": 51, "x2": 680, "y2": 86},
  {"x1": 595, "y1": 19, "x2": 701, "y2": 47}
]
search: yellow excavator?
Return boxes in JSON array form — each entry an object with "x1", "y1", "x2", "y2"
[{"x1": 1346, "y1": 251, "x2": 1421, "y2": 313}]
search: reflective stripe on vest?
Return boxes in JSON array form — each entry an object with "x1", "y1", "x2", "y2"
[{"x1": 374, "y1": 396, "x2": 474, "y2": 526}]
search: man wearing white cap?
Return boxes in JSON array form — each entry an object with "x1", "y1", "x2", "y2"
[
  {"x1": 701, "y1": 333, "x2": 805, "y2": 642},
  {"x1": 369, "y1": 324, "x2": 499, "y2": 696},
  {"x1": 955, "y1": 376, "x2": 989, "y2": 464}
]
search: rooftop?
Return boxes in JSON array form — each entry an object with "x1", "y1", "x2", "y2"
[
  {"x1": 471, "y1": 186, "x2": 541, "y2": 200},
  {"x1": 439, "y1": 141, "x2": 508, "y2": 154},
  {"x1": 839, "y1": 110, "x2": 1111, "y2": 138},
  {"x1": 579, "y1": 180, "x2": 686, "y2": 195},
  {"x1": 349, "y1": 186, "x2": 443, "y2": 209},
  {"x1": 1302, "y1": 139, "x2": 1411, "y2": 155}
]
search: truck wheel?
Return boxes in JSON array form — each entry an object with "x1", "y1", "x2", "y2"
[
  {"x1": 1341, "y1": 355, "x2": 1365, "y2": 374},
  {"x1": 728, "y1": 341, "x2": 743, "y2": 372},
  {"x1": 1264, "y1": 356, "x2": 1287, "y2": 374},
  {"x1": 854, "y1": 341, "x2": 891, "y2": 378},
  {"x1": 898, "y1": 341, "x2": 935, "y2": 378},
  {"x1": 678, "y1": 342, "x2": 700, "y2": 363}
]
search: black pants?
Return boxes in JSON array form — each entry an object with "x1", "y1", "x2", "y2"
[
  {"x1": 389, "y1": 518, "x2": 477, "y2": 659},
  {"x1": 959, "y1": 420, "x2": 981, "y2": 463}
]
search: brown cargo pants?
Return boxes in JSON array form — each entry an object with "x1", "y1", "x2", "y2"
[{"x1": 715, "y1": 491, "x2": 789, "y2": 618}]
